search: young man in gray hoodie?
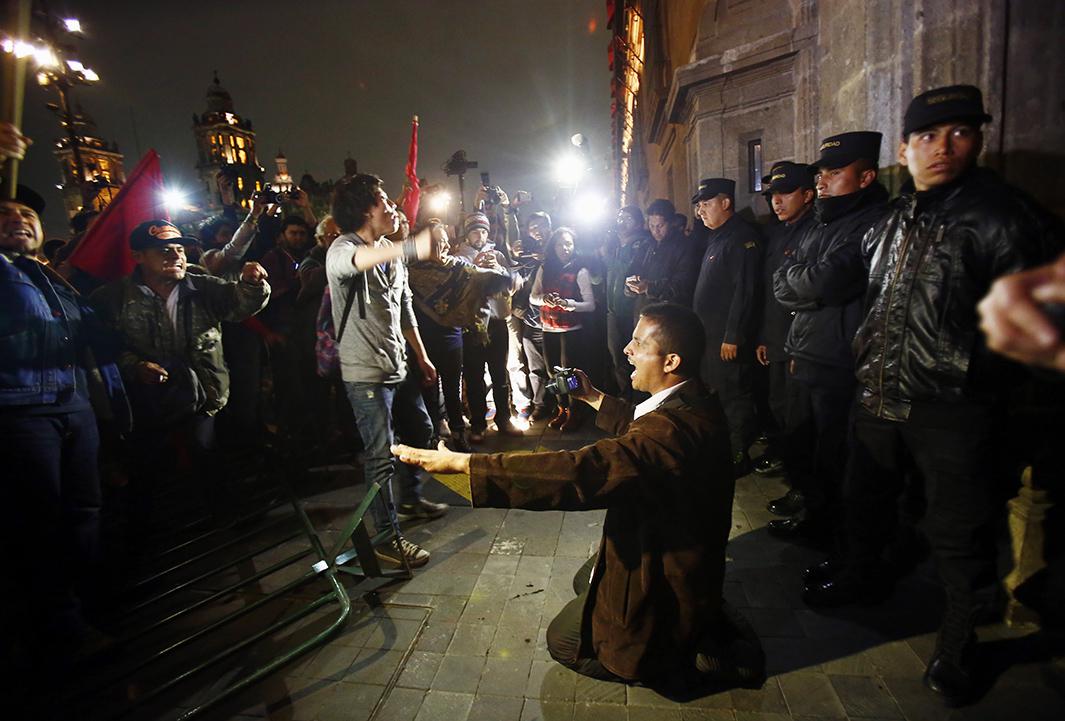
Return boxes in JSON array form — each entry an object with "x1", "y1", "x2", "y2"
[{"x1": 325, "y1": 173, "x2": 447, "y2": 567}]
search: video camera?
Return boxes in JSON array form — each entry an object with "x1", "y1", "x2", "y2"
[
  {"x1": 545, "y1": 367, "x2": 581, "y2": 397},
  {"x1": 254, "y1": 187, "x2": 299, "y2": 205}
]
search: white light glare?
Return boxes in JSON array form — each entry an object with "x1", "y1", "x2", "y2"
[
  {"x1": 13, "y1": 40, "x2": 35, "y2": 59},
  {"x1": 65, "y1": 59, "x2": 84, "y2": 72},
  {"x1": 34, "y1": 46, "x2": 58, "y2": 68},
  {"x1": 162, "y1": 188, "x2": 188, "y2": 213},
  {"x1": 427, "y1": 191, "x2": 451, "y2": 213},
  {"x1": 572, "y1": 191, "x2": 608, "y2": 222},
  {"x1": 63, "y1": 18, "x2": 83, "y2": 33},
  {"x1": 554, "y1": 152, "x2": 586, "y2": 188},
  {"x1": 82, "y1": 67, "x2": 99, "y2": 82}
]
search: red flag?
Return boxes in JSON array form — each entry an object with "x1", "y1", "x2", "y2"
[
  {"x1": 69, "y1": 149, "x2": 167, "y2": 282},
  {"x1": 398, "y1": 115, "x2": 420, "y2": 223}
]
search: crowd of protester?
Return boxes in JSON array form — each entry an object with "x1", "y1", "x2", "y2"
[{"x1": 2, "y1": 81, "x2": 1065, "y2": 706}]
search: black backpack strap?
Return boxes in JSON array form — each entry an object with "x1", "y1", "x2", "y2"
[{"x1": 335, "y1": 272, "x2": 364, "y2": 344}]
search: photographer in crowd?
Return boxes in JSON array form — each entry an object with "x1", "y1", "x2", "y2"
[{"x1": 394, "y1": 303, "x2": 762, "y2": 690}]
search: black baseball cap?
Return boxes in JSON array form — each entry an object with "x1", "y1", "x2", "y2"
[
  {"x1": 810, "y1": 131, "x2": 882, "y2": 171},
  {"x1": 0, "y1": 183, "x2": 46, "y2": 215},
  {"x1": 691, "y1": 177, "x2": 735, "y2": 204},
  {"x1": 129, "y1": 220, "x2": 198, "y2": 251},
  {"x1": 902, "y1": 84, "x2": 992, "y2": 137},
  {"x1": 760, "y1": 161, "x2": 816, "y2": 196}
]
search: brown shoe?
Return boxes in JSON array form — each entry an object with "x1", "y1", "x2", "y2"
[
  {"x1": 547, "y1": 407, "x2": 570, "y2": 430},
  {"x1": 559, "y1": 407, "x2": 584, "y2": 433}
]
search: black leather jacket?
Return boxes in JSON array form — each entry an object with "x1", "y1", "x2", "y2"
[
  {"x1": 854, "y1": 168, "x2": 1063, "y2": 421},
  {"x1": 774, "y1": 183, "x2": 889, "y2": 370}
]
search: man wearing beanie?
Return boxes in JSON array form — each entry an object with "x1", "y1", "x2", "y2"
[
  {"x1": 691, "y1": 178, "x2": 763, "y2": 476},
  {"x1": 769, "y1": 133, "x2": 889, "y2": 545},
  {"x1": 456, "y1": 211, "x2": 524, "y2": 440},
  {"x1": 807, "y1": 85, "x2": 1063, "y2": 705}
]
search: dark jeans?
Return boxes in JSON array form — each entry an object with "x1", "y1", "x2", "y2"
[
  {"x1": 0, "y1": 407, "x2": 100, "y2": 639},
  {"x1": 464, "y1": 318, "x2": 512, "y2": 431},
  {"x1": 702, "y1": 355, "x2": 757, "y2": 456},
  {"x1": 218, "y1": 321, "x2": 263, "y2": 445},
  {"x1": 420, "y1": 319, "x2": 465, "y2": 433},
  {"x1": 344, "y1": 376, "x2": 434, "y2": 531},
  {"x1": 785, "y1": 367, "x2": 854, "y2": 519},
  {"x1": 522, "y1": 323, "x2": 548, "y2": 409},
  {"x1": 843, "y1": 402, "x2": 996, "y2": 601},
  {"x1": 606, "y1": 310, "x2": 634, "y2": 398},
  {"x1": 543, "y1": 328, "x2": 588, "y2": 410}
]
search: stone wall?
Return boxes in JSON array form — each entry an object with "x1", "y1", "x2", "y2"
[{"x1": 629, "y1": 0, "x2": 1064, "y2": 217}]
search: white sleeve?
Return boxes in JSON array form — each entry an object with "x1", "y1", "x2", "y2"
[
  {"x1": 564, "y1": 268, "x2": 596, "y2": 312},
  {"x1": 529, "y1": 266, "x2": 545, "y2": 306}
]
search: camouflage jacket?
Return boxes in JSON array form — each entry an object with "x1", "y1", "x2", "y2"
[{"x1": 90, "y1": 267, "x2": 270, "y2": 416}]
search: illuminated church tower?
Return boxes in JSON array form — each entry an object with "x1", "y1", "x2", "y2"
[
  {"x1": 52, "y1": 103, "x2": 126, "y2": 220},
  {"x1": 191, "y1": 72, "x2": 264, "y2": 210}
]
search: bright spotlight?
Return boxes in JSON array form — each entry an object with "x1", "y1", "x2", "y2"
[
  {"x1": 63, "y1": 18, "x2": 83, "y2": 33},
  {"x1": 65, "y1": 59, "x2": 84, "y2": 72},
  {"x1": 33, "y1": 46, "x2": 58, "y2": 68},
  {"x1": 82, "y1": 67, "x2": 99, "y2": 82},
  {"x1": 570, "y1": 133, "x2": 586, "y2": 148},
  {"x1": 162, "y1": 188, "x2": 188, "y2": 214},
  {"x1": 572, "y1": 191, "x2": 608, "y2": 222},
  {"x1": 427, "y1": 191, "x2": 451, "y2": 214},
  {"x1": 554, "y1": 152, "x2": 586, "y2": 188}
]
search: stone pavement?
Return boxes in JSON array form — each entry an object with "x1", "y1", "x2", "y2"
[{"x1": 103, "y1": 414, "x2": 1065, "y2": 721}]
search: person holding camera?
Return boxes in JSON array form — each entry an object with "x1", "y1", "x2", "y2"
[
  {"x1": 455, "y1": 211, "x2": 524, "y2": 440},
  {"x1": 530, "y1": 227, "x2": 597, "y2": 432},
  {"x1": 393, "y1": 303, "x2": 761, "y2": 690}
]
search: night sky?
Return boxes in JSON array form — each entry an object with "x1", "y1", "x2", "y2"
[{"x1": 18, "y1": 0, "x2": 611, "y2": 237}]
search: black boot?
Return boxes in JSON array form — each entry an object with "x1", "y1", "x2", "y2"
[
  {"x1": 767, "y1": 488, "x2": 805, "y2": 516},
  {"x1": 923, "y1": 593, "x2": 979, "y2": 706}
]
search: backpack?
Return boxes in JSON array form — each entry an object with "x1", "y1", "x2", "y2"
[{"x1": 314, "y1": 274, "x2": 365, "y2": 378}]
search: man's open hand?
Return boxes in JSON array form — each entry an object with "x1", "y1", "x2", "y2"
[{"x1": 392, "y1": 443, "x2": 470, "y2": 474}]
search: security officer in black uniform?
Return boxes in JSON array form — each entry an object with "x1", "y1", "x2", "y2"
[
  {"x1": 691, "y1": 177, "x2": 763, "y2": 475},
  {"x1": 769, "y1": 132, "x2": 889, "y2": 543},
  {"x1": 754, "y1": 163, "x2": 818, "y2": 515},
  {"x1": 805, "y1": 87, "x2": 1063, "y2": 705}
]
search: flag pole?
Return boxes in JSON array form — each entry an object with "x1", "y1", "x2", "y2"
[{"x1": 2, "y1": 0, "x2": 33, "y2": 197}]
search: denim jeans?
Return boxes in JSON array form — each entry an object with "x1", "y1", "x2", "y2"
[{"x1": 345, "y1": 376, "x2": 434, "y2": 532}]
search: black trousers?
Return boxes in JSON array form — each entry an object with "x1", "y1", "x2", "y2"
[
  {"x1": 843, "y1": 402, "x2": 997, "y2": 601},
  {"x1": 702, "y1": 355, "x2": 757, "y2": 456},
  {"x1": 785, "y1": 373, "x2": 854, "y2": 519},
  {"x1": 464, "y1": 318, "x2": 512, "y2": 431},
  {"x1": 521, "y1": 323, "x2": 549, "y2": 410},
  {"x1": 0, "y1": 407, "x2": 100, "y2": 641}
]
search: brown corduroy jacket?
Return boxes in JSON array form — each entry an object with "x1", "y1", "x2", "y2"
[{"x1": 470, "y1": 380, "x2": 735, "y2": 681}]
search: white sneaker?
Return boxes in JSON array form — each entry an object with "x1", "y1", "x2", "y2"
[{"x1": 375, "y1": 536, "x2": 430, "y2": 568}]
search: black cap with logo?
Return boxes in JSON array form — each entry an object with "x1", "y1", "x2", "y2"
[
  {"x1": 760, "y1": 161, "x2": 817, "y2": 196},
  {"x1": 809, "y1": 131, "x2": 883, "y2": 171},
  {"x1": 691, "y1": 177, "x2": 736, "y2": 204},
  {"x1": 902, "y1": 84, "x2": 992, "y2": 137},
  {"x1": 129, "y1": 220, "x2": 198, "y2": 251}
]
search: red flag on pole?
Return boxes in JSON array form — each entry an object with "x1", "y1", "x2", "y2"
[
  {"x1": 68, "y1": 149, "x2": 167, "y2": 282},
  {"x1": 398, "y1": 115, "x2": 420, "y2": 223}
]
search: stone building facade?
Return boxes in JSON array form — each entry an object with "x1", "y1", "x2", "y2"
[
  {"x1": 191, "y1": 73, "x2": 265, "y2": 211},
  {"x1": 611, "y1": 0, "x2": 1064, "y2": 219}
]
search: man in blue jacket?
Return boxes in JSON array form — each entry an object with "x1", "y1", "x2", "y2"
[{"x1": 0, "y1": 174, "x2": 129, "y2": 663}]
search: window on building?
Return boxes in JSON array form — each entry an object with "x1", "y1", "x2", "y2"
[
  {"x1": 255, "y1": 180, "x2": 262, "y2": 191},
  {"x1": 748, "y1": 139, "x2": 764, "y2": 193},
  {"x1": 236, "y1": 136, "x2": 245, "y2": 149},
  {"x1": 238, "y1": 149, "x2": 247, "y2": 164},
  {"x1": 616, "y1": 4, "x2": 645, "y2": 205},
  {"x1": 237, "y1": 176, "x2": 244, "y2": 190}
]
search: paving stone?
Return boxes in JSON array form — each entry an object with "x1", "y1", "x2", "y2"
[
  {"x1": 345, "y1": 648, "x2": 405, "y2": 686},
  {"x1": 762, "y1": 637, "x2": 826, "y2": 675},
  {"x1": 728, "y1": 677, "x2": 788, "y2": 711},
  {"x1": 396, "y1": 651, "x2": 443, "y2": 689},
  {"x1": 447, "y1": 623, "x2": 497, "y2": 656},
  {"x1": 469, "y1": 694, "x2": 525, "y2": 721},
  {"x1": 861, "y1": 639, "x2": 927, "y2": 677},
  {"x1": 415, "y1": 620, "x2": 457, "y2": 653},
  {"x1": 777, "y1": 671, "x2": 847, "y2": 718},
  {"x1": 573, "y1": 674, "x2": 627, "y2": 704},
  {"x1": 733, "y1": 713, "x2": 789, "y2": 721},
  {"x1": 740, "y1": 607, "x2": 805, "y2": 638},
  {"x1": 828, "y1": 674, "x2": 903, "y2": 718},
  {"x1": 626, "y1": 684, "x2": 687, "y2": 708},
  {"x1": 628, "y1": 705, "x2": 684, "y2": 721},
  {"x1": 572, "y1": 701, "x2": 628, "y2": 720},
  {"x1": 301, "y1": 643, "x2": 361, "y2": 680},
  {"x1": 678, "y1": 711, "x2": 735, "y2": 720},
  {"x1": 314, "y1": 682, "x2": 384, "y2": 721},
  {"x1": 432, "y1": 654, "x2": 486, "y2": 693},
  {"x1": 482, "y1": 554, "x2": 522, "y2": 575},
  {"x1": 521, "y1": 698, "x2": 575, "y2": 721},
  {"x1": 879, "y1": 676, "x2": 948, "y2": 721},
  {"x1": 371, "y1": 686, "x2": 424, "y2": 721},
  {"x1": 479, "y1": 655, "x2": 534, "y2": 697},
  {"x1": 527, "y1": 659, "x2": 579, "y2": 701},
  {"x1": 414, "y1": 690, "x2": 475, "y2": 721},
  {"x1": 361, "y1": 617, "x2": 426, "y2": 650}
]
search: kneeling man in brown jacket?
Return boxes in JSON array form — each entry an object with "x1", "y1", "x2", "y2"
[{"x1": 394, "y1": 302, "x2": 763, "y2": 691}]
